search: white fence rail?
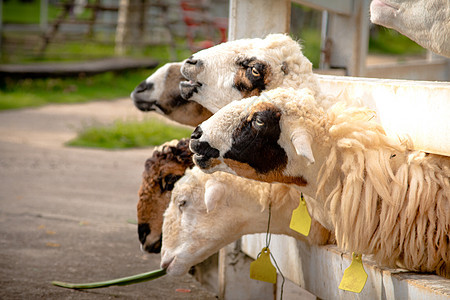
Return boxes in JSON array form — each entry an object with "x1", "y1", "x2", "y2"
[
  {"x1": 242, "y1": 234, "x2": 450, "y2": 300},
  {"x1": 228, "y1": 0, "x2": 450, "y2": 80},
  {"x1": 208, "y1": 0, "x2": 450, "y2": 299}
]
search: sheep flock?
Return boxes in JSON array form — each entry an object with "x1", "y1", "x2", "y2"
[{"x1": 131, "y1": 33, "x2": 449, "y2": 282}]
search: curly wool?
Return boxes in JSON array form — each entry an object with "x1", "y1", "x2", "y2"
[
  {"x1": 257, "y1": 34, "x2": 320, "y2": 96},
  {"x1": 216, "y1": 87, "x2": 449, "y2": 277},
  {"x1": 137, "y1": 138, "x2": 194, "y2": 232},
  {"x1": 315, "y1": 102, "x2": 450, "y2": 277}
]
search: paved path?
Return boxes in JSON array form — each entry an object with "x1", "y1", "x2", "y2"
[{"x1": 0, "y1": 99, "x2": 217, "y2": 299}]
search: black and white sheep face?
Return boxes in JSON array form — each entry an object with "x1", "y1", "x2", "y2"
[
  {"x1": 189, "y1": 88, "x2": 319, "y2": 186},
  {"x1": 180, "y1": 34, "x2": 304, "y2": 113},
  {"x1": 131, "y1": 62, "x2": 212, "y2": 127}
]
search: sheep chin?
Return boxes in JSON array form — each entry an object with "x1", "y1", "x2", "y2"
[
  {"x1": 192, "y1": 155, "x2": 236, "y2": 175},
  {"x1": 162, "y1": 256, "x2": 190, "y2": 276}
]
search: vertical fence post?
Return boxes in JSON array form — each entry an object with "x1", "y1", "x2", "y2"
[
  {"x1": 0, "y1": 0, "x2": 3, "y2": 57},
  {"x1": 40, "y1": 0, "x2": 48, "y2": 32},
  {"x1": 115, "y1": 0, "x2": 129, "y2": 55},
  {"x1": 319, "y1": 10, "x2": 328, "y2": 69},
  {"x1": 326, "y1": 0, "x2": 370, "y2": 76},
  {"x1": 228, "y1": 0, "x2": 291, "y2": 40}
]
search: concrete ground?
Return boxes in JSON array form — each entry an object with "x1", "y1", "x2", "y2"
[{"x1": 0, "y1": 99, "x2": 217, "y2": 299}]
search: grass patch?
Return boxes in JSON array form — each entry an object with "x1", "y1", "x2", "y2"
[
  {"x1": 0, "y1": 69, "x2": 155, "y2": 110},
  {"x1": 2, "y1": 0, "x2": 95, "y2": 24},
  {"x1": 67, "y1": 118, "x2": 192, "y2": 149},
  {"x1": 40, "y1": 41, "x2": 117, "y2": 62},
  {"x1": 2, "y1": 0, "x2": 61, "y2": 24},
  {"x1": 292, "y1": 29, "x2": 321, "y2": 69},
  {"x1": 2, "y1": 32, "x2": 191, "y2": 64},
  {"x1": 369, "y1": 27, "x2": 425, "y2": 55}
]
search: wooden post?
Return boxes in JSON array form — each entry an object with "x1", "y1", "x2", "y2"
[
  {"x1": 40, "y1": 0, "x2": 48, "y2": 32},
  {"x1": 228, "y1": 0, "x2": 291, "y2": 40},
  {"x1": 0, "y1": 0, "x2": 3, "y2": 56},
  {"x1": 115, "y1": 0, "x2": 128, "y2": 55},
  {"x1": 217, "y1": 242, "x2": 273, "y2": 300},
  {"x1": 325, "y1": 0, "x2": 370, "y2": 76}
]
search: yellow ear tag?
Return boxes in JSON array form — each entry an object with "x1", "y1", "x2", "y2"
[
  {"x1": 338, "y1": 253, "x2": 368, "y2": 293},
  {"x1": 289, "y1": 194, "x2": 311, "y2": 236},
  {"x1": 249, "y1": 247, "x2": 277, "y2": 284}
]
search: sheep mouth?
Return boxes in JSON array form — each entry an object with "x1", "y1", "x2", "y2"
[
  {"x1": 192, "y1": 154, "x2": 211, "y2": 169},
  {"x1": 133, "y1": 99, "x2": 157, "y2": 112},
  {"x1": 142, "y1": 236, "x2": 162, "y2": 253},
  {"x1": 180, "y1": 81, "x2": 202, "y2": 100},
  {"x1": 133, "y1": 98, "x2": 167, "y2": 115},
  {"x1": 161, "y1": 256, "x2": 175, "y2": 272}
]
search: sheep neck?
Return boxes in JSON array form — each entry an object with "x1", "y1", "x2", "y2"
[
  {"x1": 283, "y1": 138, "x2": 340, "y2": 232},
  {"x1": 234, "y1": 187, "x2": 312, "y2": 243}
]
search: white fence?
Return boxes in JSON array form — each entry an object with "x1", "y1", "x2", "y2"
[
  {"x1": 229, "y1": 0, "x2": 449, "y2": 80},
  {"x1": 206, "y1": 1, "x2": 450, "y2": 299}
]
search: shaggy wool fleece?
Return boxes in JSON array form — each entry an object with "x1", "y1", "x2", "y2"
[{"x1": 317, "y1": 102, "x2": 450, "y2": 277}]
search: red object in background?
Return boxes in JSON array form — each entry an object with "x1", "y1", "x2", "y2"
[{"x1": 180, "y1": 0, "x2": 227, "y2": 52}]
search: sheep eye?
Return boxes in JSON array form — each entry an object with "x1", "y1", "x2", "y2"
[
  {"x1": 253, "y1": 116, "x2": 265, "y2": 127},
  {"x1": 163, "y1": 174, "x2": 182, "y2": 191},
  {"x1": 251, "y1": 67, "x2": 260, "y2": 77},
  {"x1": 178, "y1": 200, "x2": 187, "y2": 209}
]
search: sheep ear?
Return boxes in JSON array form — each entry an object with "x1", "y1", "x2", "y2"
[
  {"x1": 204, "y1": 179, "x2": 226, "y2": 213},
  {"x1": 290, "y1": 129, "x2": 315, "y2": 164}
]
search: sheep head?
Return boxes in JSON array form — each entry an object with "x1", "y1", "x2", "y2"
[
  {"x1": 180, "y1": 34, "x2": 319, "y2": 113},
  {"x1": 370, "y1": 0, "x2": 450, "y2": 57},
  {"x1": 161, "y1": 168, "x2": 257, "y2": 276},
  {"x1": 189, "y1": 88, "x2": 328, "y2": 192},
  {"x1": 160, "y1": 167, "x2": 331, "y2": 276},
  {"x1": 131, "y1": 62, "x2": 212, "y2": 127},
  {"x1": 137, "y1": 139, "x2": 194, "y2": 253}
]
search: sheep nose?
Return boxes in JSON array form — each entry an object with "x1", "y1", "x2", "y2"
[
  {"x1": 138, "y1": 223, "x2": 150, "y2": 245},
  {"x1": 144, "y1": 235, "x2": 162, "y2": 253},
  {"x1": 191, "y1": 126, "x2": 203, "y2": 140},
  {"x1": 185, "y1": 56, "x2": 199, "y2": 65},
  {"x1": 134, "y1": 80, "x2": 154, "y2": 93}
]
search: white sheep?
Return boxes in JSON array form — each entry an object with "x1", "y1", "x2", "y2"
[
  {"x1": 131, "y1": 62, "x2": 212, "y2": 126},
  {"x1": 179, "y1": 33, "x2": 338, "y2": 114},
  {"x1": 189, "y1": 87, "x2": 450, "y2": 278},
  {"x1": 370, "y1": 0, "x2": 450, "y2": 57},
  {"x1": 160, "y1": 167, "x2": 332, "y2": 276}
]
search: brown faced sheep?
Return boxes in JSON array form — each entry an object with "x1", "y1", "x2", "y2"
[
  {"x1": 131, "y1": 62, "x2": 212, "y2": 127},
  {"x1": 189, "y1": 87, "x2": 450, "y2": 278},
  {"x1": 137, "y1": 138, "x2": 194, "y2": 253},
  {"x1": 161, "y1": 167, "x2": 332, "y2": 276}
]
